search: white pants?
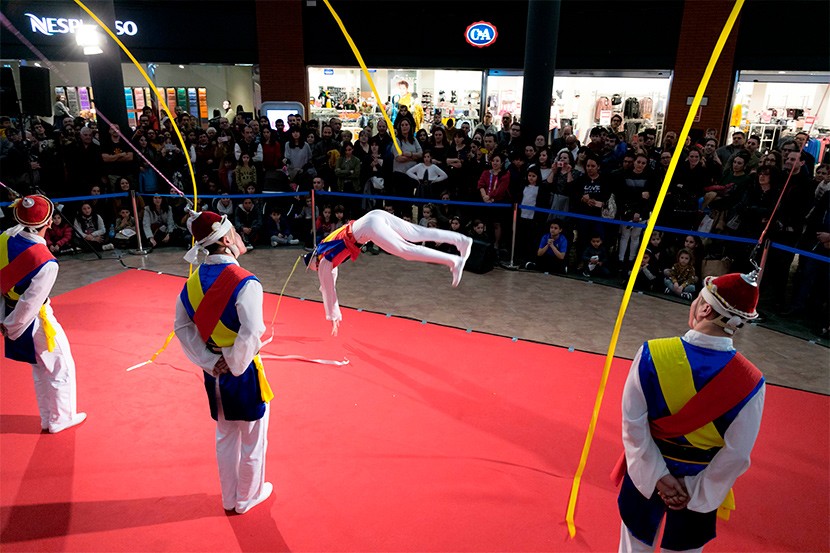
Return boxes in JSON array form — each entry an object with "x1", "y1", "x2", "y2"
[
  {"x1": 619, "y1": 522, "x2": 704, "y2": 553},
  {"x1": 29, "y1": 310, "x2": 79, "y2": 432},
  {"x1": 215, "y1": 381, "x2": 269, "y2": 512},
  {"x1": 351, "y1": 209, "x2": 469, "y2": 268},
  {"x1": 317, "y1": 210, "x2": 470, "y2": 322},
  {"x1": 619, "y1": 224, "x2": 644, "y2": 262}
]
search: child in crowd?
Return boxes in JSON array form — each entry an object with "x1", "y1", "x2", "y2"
[
  {"x1": 46, "y1": 211, "x2": 74, "y2": 254},
  {"x1": 236, "y1": 153, "x2": 257, "y2": 193},
  {"x1": 213, "y1": 194, "x2": 234, "y2": 218},
  {"x1": 634, "y1": 248, "x2": 660, "y2": 292},
  {"x1": 265, "y1": 209, "x2": 299, "y2": 247},
  {"x1": 73, "y1": 201, "x2": 113, "y2": 251},
  {"x1": 466, "y1": 219, "x2": 496, "y2": 274},
  {"x1": 243, "y1": 184, "x2": 265, "y2": 216},
  {"x1": 316, "y1": 205, "x2": 335, "y2": 241},
  {"x1": 533, "y1": 219, "x2": 567, "y2": 274},
  {"x1": 664, "y1": 248, "x2": 697, "y2": 300},
  {"x1": 333, "y1": 205, "x2": 347, "y2": 230},
  {"x1": 518, "y1": 165, "x2": 549, "y2": 262},
  {"x1": 218, "y1": 156, "x2": 235, "y2": 193},
  {"x1": 647, "y1": 230, "x2": 666, "y2": 271},
  {"x1": 234, "y1": 197, "x2": 262, "y2": 249},
  {"x1": 419, "y1": 204, "x2": 435, "y2": 227},
  {"x1": 580, "y1": 233, "x2": 610, "y2": 278},
  {"x1": 113, "y1": 206, "x2": 137, "y2": 249}
]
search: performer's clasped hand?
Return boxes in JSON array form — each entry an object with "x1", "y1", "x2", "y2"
[
  {"x1": 212, "y1": 355, "x2": 231, "y2": 377},
  {"x1": 656, "y1": 474, "x2": 689, "y2": 510}
]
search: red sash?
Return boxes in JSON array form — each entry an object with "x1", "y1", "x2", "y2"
[
  {"x1": 1, "y1": 241, "x2": 55, "y2": 296},
  {"x1": 192, "y1": 264, "x2": 251, "y2": 343},
  {"x1": 612, "y1": 353, "x2": 762, "y2": 486},
  {"x1": 650, "y1": 353, "x2": 762, "y2": 440}
]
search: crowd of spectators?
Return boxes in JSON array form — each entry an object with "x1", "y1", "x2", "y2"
[{"x1": 0, "y1": 101, "x2": 827, "y2": 336}]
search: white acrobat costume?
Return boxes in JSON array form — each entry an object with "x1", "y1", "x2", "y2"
[{"x1": 306, "y1": 209, "x2": 473, "y2": 335}]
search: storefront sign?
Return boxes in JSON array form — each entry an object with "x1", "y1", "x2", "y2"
[
  {"x1": 803, "y1": 115, "x2": 816, "y2": 131},
  {"x1": 465, "y1": 21, "x2": 498, "y2": 48},
  {"x1": 24, "y1": 13, "x2": 139, "y2": 36}
]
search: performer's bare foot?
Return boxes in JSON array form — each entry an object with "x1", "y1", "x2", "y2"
[{"x1": 331, "y1": 319, "x2": 340, "y2": 337}]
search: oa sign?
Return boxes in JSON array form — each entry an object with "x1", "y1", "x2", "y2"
[{"x1": 465, "y1": 21, "x2": 498, "y2": 48}]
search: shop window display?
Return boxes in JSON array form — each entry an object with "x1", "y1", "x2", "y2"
[
  {"x1": 728, "y1": 72, "x2": 829, "y2": 155},
  {"x1": 308, "y1": 67, "x2": 484, "y2": 132},
  {"x1": 485, "y1": 73, "x2": 671, "y2": 143}
]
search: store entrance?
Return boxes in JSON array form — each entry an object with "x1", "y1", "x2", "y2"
[
  {"x1": 729, "y1": 71, "x2": 829, "y2": 153},
  {"x1": 485, "y1": 70, "x2": 672, "y2": 143}
]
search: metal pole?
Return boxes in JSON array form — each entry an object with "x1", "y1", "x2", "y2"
[
  {"x1": 311, "y1": 189, "x2": 317, "y2": 245},
  {"x1": 506, "y1": 203, "x2": 519, "y2": 269},
  {"x1": 756, "y1": 239, "x2": 771, "y2": 286},
  {"x1": 129, "y1": 190, "x2": 150, "y2": 255}
]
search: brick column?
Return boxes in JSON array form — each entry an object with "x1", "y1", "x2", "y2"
[
  {"x1": 255, "y1": 0, "x2": 308, "y2": 112},
  {"x1": 664, "y1": 1, "x2": 741, "y2": 142}
]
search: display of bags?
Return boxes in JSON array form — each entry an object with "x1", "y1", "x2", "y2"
[{"x1": 624, "y1": 97, "x2": 640, "y2": 118}]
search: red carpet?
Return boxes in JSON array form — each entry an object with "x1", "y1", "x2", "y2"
[{"x1": 1, "y1": 270, "x2": 827, "y2": 552}]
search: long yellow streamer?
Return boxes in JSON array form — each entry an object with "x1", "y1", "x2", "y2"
[
  {"x1": 564, "y1": 0, "x2": 746, "y2": 538},
  {"x1": 320, "y1": 0, "x2": 401, "y2": 156},
  {"x1": 71, "y1": 0, "x2": 199, "y2": 274}
]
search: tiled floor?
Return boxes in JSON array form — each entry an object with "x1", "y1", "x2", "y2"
[{"x1": 52, "y1": 246, "x2": 829, "y2": 395}]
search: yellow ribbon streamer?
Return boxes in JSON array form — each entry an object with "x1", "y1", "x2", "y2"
[
  {"x1": 320, "y1": 0, "x2": 401, "y2": 156},
  {"x1": 39, "y1": 304, "x2": 56, "y2": 353},
  {"x1": 565, "y1": 0, "x2": 746, "y2": 538},
  {"x1": 72, "y1": 0, "x2": 199, "y2": 275},
  {"x1": 253, "y1": 354, "x2": 274, "y2": 403}
]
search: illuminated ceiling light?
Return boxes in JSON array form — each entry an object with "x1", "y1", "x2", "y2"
[
  {"x1": 76, "y1": 25, "x2": 103, "y2": 55},
  {"x1": 178, "y1": 64, "x2": 185, "y2": 69},
  {"x1": 778, "y1": 71, "x2": 786, "y2": 74},
  {"x1": 34, "y1": 62, "x2": 42, "y2": 67}
]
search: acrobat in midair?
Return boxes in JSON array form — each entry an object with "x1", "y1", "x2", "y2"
[{"x1": 306, "y1": 209, "x2": 473, "y2": 336}]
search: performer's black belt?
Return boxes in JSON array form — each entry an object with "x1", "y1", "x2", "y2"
[
  {"x1": 206, "y1": 340, "x2": 222, "y2": 355},
  {"x1": 656, "y1": 438, "x2": 720, "y2": 464}
]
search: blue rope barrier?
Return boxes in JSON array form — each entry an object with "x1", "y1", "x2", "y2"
[
  {"x1": 137, "y1": 191, "x2": 311, "y2": 200},
  {"x1": 1, "y1": 192, "x2": 129, "y2": 207},
  {"x1": 3, "y1": 188, "x2": 824, "y2": 264},
  {"x1": 769, "y1": 242, "x2": 830, "y2": 264},
  {"x1": 315, "y1": 189, "x2": 512, "y2": 208}
]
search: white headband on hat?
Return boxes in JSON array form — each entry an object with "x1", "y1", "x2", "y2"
[
  {"x1": 699, "y1": 280, "x2": 750, "y2": 335},
  {"x1": 183, "y1": 211, "x2": 233, "y2": 264}
]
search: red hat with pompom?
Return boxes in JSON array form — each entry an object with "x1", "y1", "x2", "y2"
[
  {"x1": 700, "y1": 271, "x2": 760, "y2": 334},
  {"x1": 13, "y1": 194, "x2": 54, "y2": 228}
]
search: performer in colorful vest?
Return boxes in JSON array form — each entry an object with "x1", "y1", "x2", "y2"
[
  {"x1": 1, "y1": 195, "x2": 86, "y2": 433},
  {"x1": 174, "y1": 209, "x2": 274, "y2": 514},
  {"x1": 305, "y1": 209, "x2": 474, "y2": 336},
  {"x1": 617, "y1": 271, "x2": 766, "y2": 552}
]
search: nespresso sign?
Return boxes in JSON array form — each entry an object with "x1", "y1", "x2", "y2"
[{"x1": 24, "y1": 12, "x2": 139, "y2": 36}]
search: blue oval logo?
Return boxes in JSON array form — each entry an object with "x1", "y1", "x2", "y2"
[{"x1": 465, "y1": 21, "x2": 498, "y2": 48}]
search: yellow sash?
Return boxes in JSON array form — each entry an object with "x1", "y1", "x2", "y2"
[
  {"x1": 649, "y1": 337, "x2": 734, "y2": 520},
  {"x1": 186, "y1": 270, "x2": 273, "y2": 403},
  {"x1": 2, "y1": 235, "x2": 55, "y2": 354}
]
